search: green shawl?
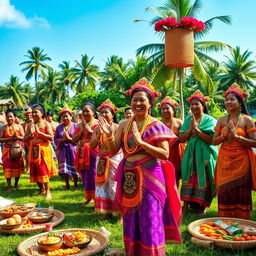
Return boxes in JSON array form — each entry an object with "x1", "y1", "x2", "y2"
[{"x1": 180, "y1": 114, "x2": 218, "y2": 191}]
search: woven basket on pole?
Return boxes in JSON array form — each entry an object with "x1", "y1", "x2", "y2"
[{"x1": 165, "y1": 28, "x2": 194, "y2": 68}]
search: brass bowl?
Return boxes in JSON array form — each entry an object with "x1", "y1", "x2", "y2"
[
  {"x1": 37, "y1": 236, "x2": 62, "y2": 252},
  {"x1": 0, "y1": 219, "x2": 23, "y2": 230},
  {"x1": 63, "y1": 232, "x2": 93, "y2": 249},
  {"x1": 27, "y1": 211, "x2": 54, "y2": 223}
]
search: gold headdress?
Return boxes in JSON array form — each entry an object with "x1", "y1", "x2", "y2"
[
  {"x1": 223, "y1": 84, "x2": 248, "y2": 99},
  {"x1": 187, "y1": 90, "x2": 209, "y2": 103},
  {"x1": 157, "y1": 96, "x2": 179, "y2": 108},
  {"x1": 97, "y1": 99, "x2": 118, "y2": 113}
]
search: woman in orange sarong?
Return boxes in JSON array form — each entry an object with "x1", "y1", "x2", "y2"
[
  {"x1": 0, "y1": 109, "x2": 24, "y2": 192},
  {"x1": 158, "y1": 96, "x2": 186, "y2": 187},
  {"x1": 213, "y1": 84, "x2": 256, "y2": 219},
  {"x1": 24, "y1": 104, "x2": 57, "y2": 200},
  {"x1": 72, "y1": 101, "x2": 98, "y2": 204}
]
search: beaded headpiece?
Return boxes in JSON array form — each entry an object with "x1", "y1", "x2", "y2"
[
  {"x1": 97, "y1": 99, "x2": 118, "y2": 113},
  {"x1": 23, "y1": 108, "x2": 32, "y2": 116},
  {"x1": 187, "y1": 90, "x2": 209, "y2": 103},
  {"x1": 157, "y1": 96, "x2": 179, "y2": 108},
  {"x1": 124, "y1": 78, "x2": 161, "y2": 101},
  {"x1": 223, "y1": 84, "x2": 248, "y2": 99},
  {"x1": 59, "y1": 106, "x2": 73, "y2": 116}
]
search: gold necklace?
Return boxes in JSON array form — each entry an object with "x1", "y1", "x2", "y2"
[{"x1": 124, "y1": 115, "x2": 151, "y2": 154}]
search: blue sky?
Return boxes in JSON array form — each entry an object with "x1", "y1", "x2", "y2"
[{"x1": 0, "y1": 0, "x2": 256, "y2": 86}]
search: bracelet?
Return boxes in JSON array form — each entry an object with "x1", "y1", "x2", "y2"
[{"x1": 105, "y1": 134, "x2": 114, "y2": 141}]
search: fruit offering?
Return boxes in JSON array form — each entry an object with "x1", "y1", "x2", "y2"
[
  {"x1": 199, "y1": 221, "x2": 256, "y2": 241},
  {"x1": 0, "y1": 204, "x2": 34, "y2": 213},
  {"x1": 47, "y1": 247, "x2": 81, "y2": 255},
  {"x1": 63, "y1": 231, "x2": 91, "y2": 244}
]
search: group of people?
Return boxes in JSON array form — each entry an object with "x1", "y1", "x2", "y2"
[{"x1": 0, "y1": 78, "x2": 256, "y2": 255}]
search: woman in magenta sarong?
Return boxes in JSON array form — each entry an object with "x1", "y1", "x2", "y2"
[
  {"x1": 54, "y1": 106, "x2": 78, "y2": 190},
  {"x1": 98, "y1": 78, "x2": 181, "y2": 256},
  {"x1": 72, "y1": 101, "x2": 98, "y2": 205}
]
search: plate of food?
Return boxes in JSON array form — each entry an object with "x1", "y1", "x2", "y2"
[
  {"x1": 0, "y1": 209, "x2": 64, "y2": 234},
  {"x1": 62, "y1": 231, "x2": 93, "y2": 248},
  {"x1": 0, "y1": 204, "x2": 35, "y2": 218},
  {"x1": 27, "y1": 211, "x2": 54, "y2": 224},
  {"x1": 17, "y1": 229, "x2": 109, "y2": 256},
  {"x1": 188, "y1": 217, "x2": 256, "y2": 249},
  {"x1": 0, "y1": 214, "x2": 23, "y2": 230}
]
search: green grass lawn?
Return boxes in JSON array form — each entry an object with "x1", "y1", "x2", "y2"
[{"x1": 0, "y1": 171, "x2": 256, "y2": 256}]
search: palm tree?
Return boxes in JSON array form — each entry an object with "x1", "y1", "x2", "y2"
[
  {"x1": 101, "y1": 56, "x2": 149, "y2": 92},
  {"x1": 23, "y1": 83, "x2": 35, "y2": 104},
  {"x1": 39, "y1": 68, "x2": 65, "y2": 108},
  {"x1": 100, "y1": 55, "x2": 128, "y2": 90},
  {"x1": 73, "y1": 54, "x2": 100, "y2": 93},
  {"x1": 20, "y1": 47, "x2": 51, "y2": 103},
  {"x1": 0, "y1": 76, "x2": 28, "y2": 107},
  {"x1": 59, "y1": 61, "x2": 76, "y2": 98},
  {"x1": 135, "y1": 0, "x2": 231, "y2": 119},
  {"x1": 215, "y1": 46, "x2": 256, "y2": 91}
]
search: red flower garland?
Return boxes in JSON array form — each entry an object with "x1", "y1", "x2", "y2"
[{"x1": 154, "y1": 17, "x2": 205, "y2": 33}]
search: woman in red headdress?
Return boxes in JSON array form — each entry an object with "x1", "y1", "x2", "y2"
[
  {"x1": 179, "y1": 90, "x2": 218, "y2": 216},
  {"x1": 90, "y1": 99, "x2": 122, "y2": 219},
  {"x1": 158, "y1": 97, "x2": 186, "y2": 187},
  {"x1": 213, "y1": 84, "x2": 256, "y2": 219},
  {"x1": 97, "y1": 78, "x2": 181, "y2": 256}
]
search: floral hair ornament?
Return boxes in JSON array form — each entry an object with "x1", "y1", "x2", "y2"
[
  {"x1": 23, "y1": 107, "x2": 32, "y2": 116},
  {"x1": 124, "y1": 77, "x2": 161, "y2": 101},
  {"x1": 157, "y1": 96, "x2": 179, "y2": 108},
  {"x1": 97, "y1": 99, "x2": 118, "y2": 113},
  {"x1": 59, "y1": 106, "x2": 74, "y2": 116},
  {"x1": 223, "y1": 84, "x2": 248, "y2": 99},
  {"x1": 187, "y1": 90, "x2": 209, "y2": 103}
]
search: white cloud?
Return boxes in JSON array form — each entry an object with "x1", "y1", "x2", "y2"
[{"x1": 0, "y1": 0, "x2": 50, "y2": 29}]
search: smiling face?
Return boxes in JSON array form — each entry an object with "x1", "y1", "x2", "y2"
[
  {"x1": 61, "y1": 112, "x2": 72, "y2": 126},
  {"x1": 32, "y1": 108, "x2": 43, "y2": 123},
  {"x1": 131, "y1": 91, "x2": 151, "y2": 117},
  {"x1": 224, "y1": 93, "x2": 240, "y2": 113},
  {"x1": 124, "y1": 109, "x2": 134, "y2": 119},
  {"x1": 82, "y1": 105, "x2": 94, "y2": 122},
  {"x1": 161, "y1": 103, "x2": 174, "y2": 119},
  {"x1": 6, "y1": 112, "x2": 15, "y2": 125},
  {"x1": 25, "y1": 113, "x2": 33, "y2": 123},
  {"x1": 190, "y1": 99, "x2": 204, "y2": 116},
  {"x1": 99, "y1": 107, "x2": 114, "y2": 123}
]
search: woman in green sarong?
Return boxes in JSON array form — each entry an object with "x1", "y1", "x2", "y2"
[{"x1": 179, "y1": 90, "x2": 218, "y2": 215}]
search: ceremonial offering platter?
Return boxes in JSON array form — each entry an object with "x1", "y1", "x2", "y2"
[
  {"x1": 17, "y1": 229, "x2": 109, "y2": 256},
  {"x1": 188, "y1": 217, "x2": 256, "y2": 249},
  {"x1": 0, "y1": 209, "x2": 64, "y2": 234},
  {"x1": 0, "y1": 203, "x2": 35, "y2": 218}
]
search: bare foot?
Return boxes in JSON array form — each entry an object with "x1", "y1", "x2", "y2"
[
  {"x1": 83, "y1": 199, "x2": 92, "y2": 206},
  {"x1": 36, "y1": 190, "x2": 46, "y2": 196},
  {"x1": 198, "y1": 209, "x2": 206, "y2": 216},
  {"x1": 101, "y1": 213, "x2": 113, "y2": 220},
  {"x1": 62, "y1": 186, "x2": 70, "y2": 191},
  {"x1": 7, "y1": 187, "x2": 12, "y2": 193},
  {"x1": 15, "y1": 185, "x2": 20, "y2": 190},
  {"x1": 46, "y1": 192, "x2": 52, "y2": 200}
]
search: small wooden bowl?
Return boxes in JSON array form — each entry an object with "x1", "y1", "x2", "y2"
[{"x1": 37, "y1": 236, "x2": 62, "y2": 252}]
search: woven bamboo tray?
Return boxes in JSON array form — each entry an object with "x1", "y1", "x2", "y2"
[
  {"x1": 0, "y1": 209, "x2": 64, "y2": 234},
  {"x1": 17, "y1": 228, "x2": 109, "y2": 256},
  {"x1": 188, "y1": 217, "x2": 256, "y2": 249}
]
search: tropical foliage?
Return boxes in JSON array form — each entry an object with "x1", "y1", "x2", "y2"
[{"x1": 0, "y1": 1, "x2": 255, "y2": 119}]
